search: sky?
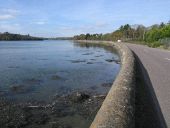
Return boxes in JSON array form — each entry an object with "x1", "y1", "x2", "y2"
[{"x1": 0, "y1": 0, "x2": 170, "y2": 37}]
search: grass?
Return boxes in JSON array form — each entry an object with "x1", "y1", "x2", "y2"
[{"x1": 125, "y1": 40, "x2": 170, "y2": 50}]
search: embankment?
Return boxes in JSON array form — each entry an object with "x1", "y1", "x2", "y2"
[{"x1": 75, "y1": 40, "x2": 135, "y2": 128}]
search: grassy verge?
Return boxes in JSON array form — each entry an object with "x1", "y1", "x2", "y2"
[{"x1": 126, "y1": 40, "x2": 170, "y2": 50}]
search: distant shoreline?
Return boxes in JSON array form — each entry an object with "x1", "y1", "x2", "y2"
[
  {"x1": 0, "y1": 32, "x2": 74, "y2": 41},
  {"x1": 0, "y1": 32, "x2": 44, "y2": 41}
]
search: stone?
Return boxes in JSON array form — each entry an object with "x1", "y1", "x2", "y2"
[{"x1": 69, "y1": 92, "x2": 90, "y2": 103}]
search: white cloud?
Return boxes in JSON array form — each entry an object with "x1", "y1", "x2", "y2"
[
  {"x1": 0, "y1": 8, "x2": 20, "y2": 20},
  {"x1": 34, "y1": 21, "x2": 46, "y2": 25},
  {"x1": 2, "y1": 9, "x2": 20, "y2": 14},
  {"x1": 0, "y1": 14, "x2": 14, "y2": 20}
]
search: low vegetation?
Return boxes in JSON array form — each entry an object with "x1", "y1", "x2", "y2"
[{"x1": 74, "y1": 21, "x2": 170, "y2": 49}]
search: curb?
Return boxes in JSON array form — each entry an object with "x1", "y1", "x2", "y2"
[{"x1": 75, "y1": 40, "x2": 135, "y2": 128}]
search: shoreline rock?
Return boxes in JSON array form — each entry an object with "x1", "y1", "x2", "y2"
[{"x1": 0, "y1": 91, "x2": 106, "y2": 128}]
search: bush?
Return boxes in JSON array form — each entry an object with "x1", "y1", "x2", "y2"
[
  {"x1": 146, "y1": 41, "x2": 162, "y2": 48},
  {"x1": 159, "y1": 38, "x2": 170, "y2": 49}
]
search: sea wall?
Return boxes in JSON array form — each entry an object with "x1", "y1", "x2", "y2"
[{"x1": 75, "y1": 40, "x2": 135, "y2": 128}]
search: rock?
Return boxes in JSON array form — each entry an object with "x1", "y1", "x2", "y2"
[
  {"x1": 105, "y1": 59, "x2": 114, "y2": 62},
  {"x1": 115, "y1": 60, "x2": 121, "y2": 64},
  {"x1": 51, "y1": 75, "x2": 66, "y2": 80},
  {"x1": 88, "y1": 99, "x2": 92, "y2": 102},
  {"x1": 105, "y1": 58, "x2": 120, "y2": 64},
  {"x1": 95, "y1": 55, "x2": 103, "y2": 57},
  {"x1": 69, "y1": 92, "x2": 90, "y2": 103},
  {"x1": 27, "y1": 105, "x2": 41, "y2": 108},
  {"x1": 69, "y1": 59, "x2": 86, "y2": 63},
  {"x1": 8, "y1": 66, "x2": 20, "y2": 69},
  {"x1": 101, "y1": 83, "x2": 112, "y2": 87},
  {"x1": 86, "y1": 62, "x2": 93, "y2": 64},
  {"x1": 23, "y1": 78, "x2": 42, "y2": 84},
  {"x1": 82, "y1": 52, "x2": 93, "y2": 55},
  {"x1": 89, "y1": 86, "x2": 98, "y2": 90},
  {"x1": 9, "y1": 85, "x2": 31, "y2": 93},
  {"x1": 51, "y1": 75, "x2": 62, "y2": 80},
  {"x1": 93, "y1": 95, "x2": 106, "y2": 99}
]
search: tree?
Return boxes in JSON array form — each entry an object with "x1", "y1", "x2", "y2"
[
  {"x1": 160, "y1": 22, "x2": 165, "y2": 28},
  {"x1": 85, "y1": 33, "x2": 90, "y2": 40},
  {"x1": 73, "y1": 21, "x2": 170, "y2": 48}
]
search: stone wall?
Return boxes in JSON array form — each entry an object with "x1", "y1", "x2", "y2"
[{"x1": 75, "y1": 40, "x2": 135, "y2": 128}]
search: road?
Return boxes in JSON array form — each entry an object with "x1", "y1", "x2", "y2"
[{"x1": 126, "y1": 43, "x2": 170, "y2": 127}]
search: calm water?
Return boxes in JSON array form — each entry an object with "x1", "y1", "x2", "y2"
[
  {"x1": 0, "y1": 40, "x2": 120, "y2": 128},
  {"x1": 0, "y1": 40, "x2": 120, "y2": 102}
]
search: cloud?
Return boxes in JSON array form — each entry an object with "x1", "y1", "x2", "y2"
[
  {"x1": 0, "y1": 9, "x2": 19, "y2": 20},
  {"x1": 32, "y1": 21, "x2": 47, "y2": 25},
  {"x1": 35, "y1": 21, "x2": 46, "y2": 25},
  {"x1": 2, "y1": 9, "x2": 20, "y2": 14},
  {"x1": 0, "y1": 14, "x2": 14, "y2": 20}
]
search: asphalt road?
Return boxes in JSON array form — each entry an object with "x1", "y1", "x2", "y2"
[{"x1": 126, "y1": 43, "x2": 170, "y2": 127}]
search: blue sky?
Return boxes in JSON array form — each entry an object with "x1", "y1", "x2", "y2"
[{"x1": 0, "y1": 0, "x2": 170, "y2": 37}]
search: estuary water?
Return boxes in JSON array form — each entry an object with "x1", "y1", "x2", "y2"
[{"x1": 0, "y1": 40, "x2": 120, "y2": 128}]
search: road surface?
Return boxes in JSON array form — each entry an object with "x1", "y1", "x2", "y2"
[{"x1": 126, "y1": 43, "x2": 170, "y2": 127}]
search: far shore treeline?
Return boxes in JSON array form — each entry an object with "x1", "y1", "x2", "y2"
[
  {"x1": 0, "y1": 32, "x2": 44, "y2": 41},
  {"x1": 74, "y1": 21, "x2": 170, "y2": 49},
  {"x1": 0, "y1": 32, "x2": 73, "y2": 41},
  {"x1": 1, "y1": 21, "x2": 170, "y2": 49}
]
